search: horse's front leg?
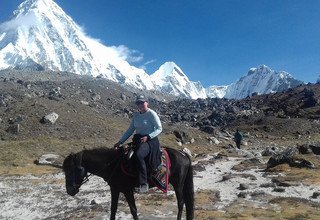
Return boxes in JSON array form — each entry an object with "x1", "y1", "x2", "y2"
[
  {"x1": 110, "y1": 188, "x2": 120, "y2": 220},
  {"x1": 124, "y1": 190, "x2": 139, "y2": 220}
]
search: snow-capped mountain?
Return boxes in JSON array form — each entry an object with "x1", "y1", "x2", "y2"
[
  {"x1": 0, "y1": 0, "x2": 155, "y2": 90},
  {"x1": 206, "y1": 85, "x2": 228, "y2": 99},
  {"x1": 0, "y1": 0, "x2": 206, "y2": 99},
  {"x1": 207, "y1": 65, "x2": 304, "y2": 99},
  {"x1": 150, "y1": 62, "x2": 206, "y2": 99},
  {"x1": 0, "y1": 0, "x2": 305, "y2": 100}
]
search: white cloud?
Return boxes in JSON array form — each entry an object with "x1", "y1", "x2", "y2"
[
  {"x1": 139, "y1": 59, "x2": 157, "y2": 71},
  {"x1": 110, "y1": 45, "x2": 143, "y2": 63},
  {"x1": 144, "y1": 59, "x2": 156, "y2": 65},
  {"x1": 0, "y1": 11, "x2": 39, "y2": 30}
]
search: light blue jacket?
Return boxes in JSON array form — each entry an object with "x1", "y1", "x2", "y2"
[{"x1": 119, "y1": 108, "x2": 162, "y2": 144}]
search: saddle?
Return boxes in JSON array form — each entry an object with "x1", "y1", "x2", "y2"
[{"x1": 119, "y1": 144, "x2": 171, "y2": 193}]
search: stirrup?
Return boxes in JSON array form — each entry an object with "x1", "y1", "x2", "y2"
[{"x1": 126, "y1": 148, "x2": 134, "y2": 160}]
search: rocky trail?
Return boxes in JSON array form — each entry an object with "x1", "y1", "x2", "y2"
[{"x1": 1, "y1": 146, "x2": 320, "y2": 219}]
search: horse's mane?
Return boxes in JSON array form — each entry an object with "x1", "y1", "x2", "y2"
[
  {"x1": 86, "y1": 147, "x2": 115, "y2": 154},
  {"x1": 63, "y1": 147, "x2": 116, "y2": 171}
]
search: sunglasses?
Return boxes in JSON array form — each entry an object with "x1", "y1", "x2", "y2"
[{"x1": 135, "y1": 101, "x2": 145, "y2": 105}]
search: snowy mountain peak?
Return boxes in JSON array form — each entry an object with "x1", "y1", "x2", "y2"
[
  {"x1": 150, "y1": 62, "x2": 206, "y2": 99},
  {"x1": 247, "y1": 64, "x2": 271, "y2": 75},
  {"x1": 222, "y1": 65, "x2": 304, "y2": 99},
  {"x1": 0, "y1": 0, "x2": 155, "y2": 90},
  {"x1": 14, "y1": 0, "x2": 56, "y2": 16},
  {"x1": 151, "y1": 61, "x2": 185, "y2": 79},
  {"x1": 7, "y1": 0, "x2": 67, "y2": 30}
]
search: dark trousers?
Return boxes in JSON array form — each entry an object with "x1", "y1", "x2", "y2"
[
  {"x1": 134, "y1": 142, "x2": 150, "y2": 185},
  {"x1": 236, "y1": 140, "x2": 241, "y2": 149}
]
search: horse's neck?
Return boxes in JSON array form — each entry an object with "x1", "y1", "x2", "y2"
[{"x1": 82, "y1": 150, "x2": 118, "y2": 177}]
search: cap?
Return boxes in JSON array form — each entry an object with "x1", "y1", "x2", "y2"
[{"x1": 135, "y1": 94, "x2": 148, "y2": 104}]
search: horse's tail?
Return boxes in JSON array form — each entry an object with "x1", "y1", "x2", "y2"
[{"x1": 183, "y1": 155, "x2": 194, "y2": 220}]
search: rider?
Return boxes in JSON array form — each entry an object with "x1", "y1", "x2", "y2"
[{"x1": 114, "y1": 94, "x2": 162, "y2": 193}]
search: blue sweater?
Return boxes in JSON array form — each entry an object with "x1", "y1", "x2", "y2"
[{"x1": 119, "y1": 108, "x2": 162, "y2": 144}]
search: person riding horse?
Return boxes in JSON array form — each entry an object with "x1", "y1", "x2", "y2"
[{"x1": 114, "y1": 94, "x2": 162, "y2": 193}]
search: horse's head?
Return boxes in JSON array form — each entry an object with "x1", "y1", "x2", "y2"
[{"x1": 62, "y1": 152, "x2": 87, "y2": 196}]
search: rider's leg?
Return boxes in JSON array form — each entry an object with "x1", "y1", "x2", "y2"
[{"x1": 134, "y1": 142, "x2": 150, "y2": 186}]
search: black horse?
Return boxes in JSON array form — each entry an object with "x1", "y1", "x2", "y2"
[{"x1": 62, "y1": 147, "x2": 194, "y2": 220}]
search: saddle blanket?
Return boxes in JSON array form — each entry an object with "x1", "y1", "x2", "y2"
[
  {"x1": 150, "y1": 148, "x2": 171, "y2": 193},
  {"x1": 120, "y1": 147, "x2": 171, "y2": 193}
]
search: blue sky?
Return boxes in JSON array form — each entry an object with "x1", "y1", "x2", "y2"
[{"x1": 1, "y1": 0, "x2": 320, "y2": 86}]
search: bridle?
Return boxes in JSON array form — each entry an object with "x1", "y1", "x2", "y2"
[{"x1": 70, "y1": 150, "x2": 121, "y2": 188}]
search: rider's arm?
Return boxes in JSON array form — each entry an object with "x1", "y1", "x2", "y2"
[
  {"x1": 119, "y1": 118, "x2": 135, "y2": 144},
  {"x1": 147, "y1": 110, "x2": 162, "y2": 140}
]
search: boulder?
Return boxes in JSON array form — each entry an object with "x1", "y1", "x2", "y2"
[
  {"x1": 6, "y1": 124, "x2": 20, "y2": 134},
  {"x1": 267, "y1": 147, "x2": 315, "y2": 169},
  {"x1": 41, "y1": 112, "x2": 59, "y2": 124},
  {"x1": 34, "y1": 153, "x2": 63, "y2": 168}
]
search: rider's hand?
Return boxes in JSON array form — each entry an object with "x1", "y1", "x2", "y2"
[
  {"x1": 114, "y1": 142, "x2": 121, "y2": 149},
  {"x1": 140, "y1": 136, "x2": 148, "y2": 143}
]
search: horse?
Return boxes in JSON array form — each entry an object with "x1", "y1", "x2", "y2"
[{"x1": 62, "y1": 147, "x2": 194, "y2": 220}]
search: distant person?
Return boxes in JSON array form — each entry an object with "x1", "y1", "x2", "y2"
[
  {"x1": 114, "y1": 94, "x2": 162, "y2": 193},
  {"x1": 234, "y1": 129, "x2": 243, "y2": 149}
]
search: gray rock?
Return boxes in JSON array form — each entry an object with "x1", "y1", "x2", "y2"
[
  {"x1": 80, "y1": 100, "x2": 89, "y2": 105},
  {"x1": 41, "y1": 112, "x2": 59, "y2": 124},
  {"x1": 238, "y1": 192, "x2": 247, "y2": 198},
  {"x1": 311, "y1": 192, "x2": 320, "y2": 199},
  {"x1": 35, "y1": 153, "x2": 63, "y2": 168},
  {"x1": 121, "y1": 93, "x2": 126, "y2": 101},
  {"x1": 238, "y1": 183, "x2": 250, "y2": 190},
  {"x1": 6, "y1": 124, "x2": 20, "y2": 134},
  {"x1": 208, "y1": 136, "x2": 220, "y2": 145},
  {"x1": 273, "y1": 187, "x2": 285, "y2": 192}
]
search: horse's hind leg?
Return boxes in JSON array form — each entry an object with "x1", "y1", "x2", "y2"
[
  {"x1": 173, "y1": 185, "x2": 184, "y2": 220},
  {"x1": 110, "y1": 188, "x2": 120, "y2": 220},
  {"x1": 124, "y1": 190, "x2": 139, "y2": 220}
]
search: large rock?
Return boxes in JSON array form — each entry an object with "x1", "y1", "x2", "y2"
[
  {"x1": 41, "y1": 112, "x2": 59, "y2": 124},
  {"x1": 267, "y1": 147, "x2": 315, "y2": 169},
  {"x1": 6, "y1": 124, "x2": 20, "y2": 134},
  {"x1": 34, "y1": 154, "x2": 63, "y2": 168}
]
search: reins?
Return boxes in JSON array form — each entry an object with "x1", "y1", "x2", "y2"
[{"x1": 76, "y1": 150, "x2": 121, "y2": 187}]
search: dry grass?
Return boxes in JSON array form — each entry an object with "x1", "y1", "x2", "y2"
[
  {"x1": 267, "y1": 154, "x2": 320, "y2": 185},
  {"x1": 0, "y1": 164, "x2": 59, "y2": 176},
  {"x1": 194, "y1": 198, "x2": 320, "y2": 220}
]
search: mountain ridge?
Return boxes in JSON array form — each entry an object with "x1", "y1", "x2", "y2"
[
  {"x1": 0, "y1": 0, "x2": 305, "y2": 100},
  {"x1": 207, "y1": 65, "x2": 304, "y2": 99},
  {"x1": 0, "y1": 0, "x2": 156, "y2": 91}
]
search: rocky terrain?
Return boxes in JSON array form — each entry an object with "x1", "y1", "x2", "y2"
[{"x1": 1, "y1": 69, "x2": 320, "y2": 219}]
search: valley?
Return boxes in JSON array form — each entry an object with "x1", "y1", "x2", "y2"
[{"x1": 0, "y1": 70, "x2": 320, "y2": 219}]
